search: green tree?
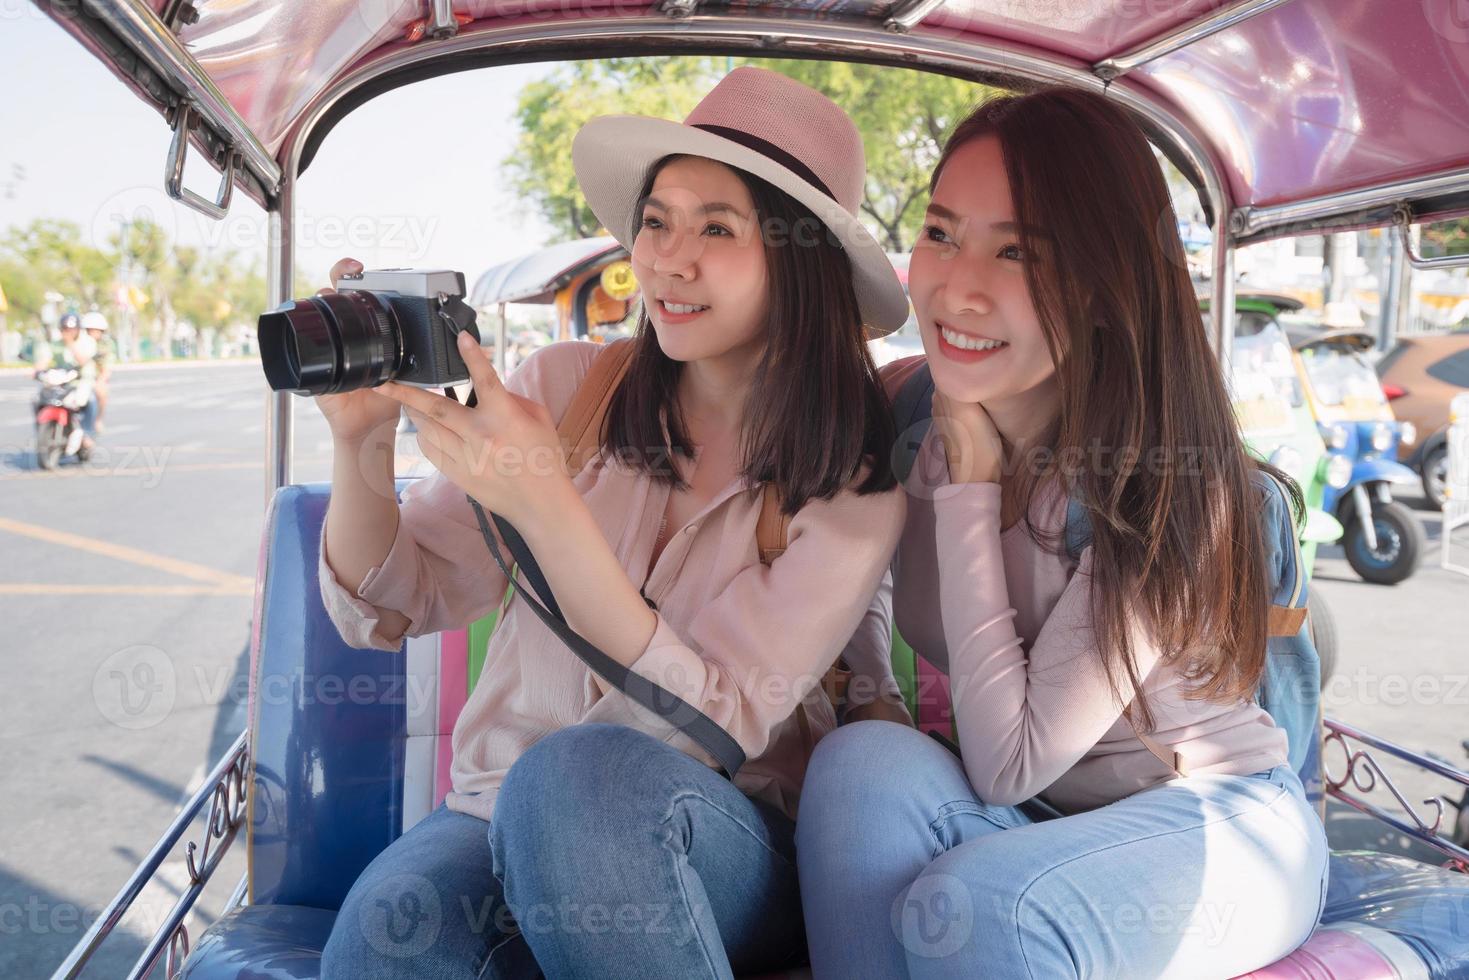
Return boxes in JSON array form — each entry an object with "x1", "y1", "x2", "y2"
[
  {"x1": 761, "y1": 60, "x2": 988, "y2": 251},
  {"x1": 1423, "y1": 218, "x2": 1469, "y2": 257},
  {"x1": 506, "y1": 59, "x2": 720, "y2": 240},
  {"x1": 504, "y1": 58, "x2": 993, "y2": 251},
  {"x1": 0, "y1": 219, "x2": 113, "y2": 322}
]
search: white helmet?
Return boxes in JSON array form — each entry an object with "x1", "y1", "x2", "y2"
[{"x1": 81, "y1": 311, "x2": 109, "y2": 333}]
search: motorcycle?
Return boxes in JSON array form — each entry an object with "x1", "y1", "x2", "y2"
[
  {"x1": 33, "y1": 366, "x2": 93, "y2": 471},
  {"x1": 1287, "y1": 328, "x2": 1427, "y2": 585}
]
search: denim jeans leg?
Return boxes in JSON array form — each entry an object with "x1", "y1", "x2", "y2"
[
  {"x1": 904, "y1": 765, "x2": 1329, "y2": 980},
  {"x1": 796, "y1": 721, "x2": 1032, "y2": 980},
  {"x1": 491, "y1": 723, "x2": 806, "y2": 980},
  {"x1": 321, "y1": 803, "x2": 540, "y2": 980}
]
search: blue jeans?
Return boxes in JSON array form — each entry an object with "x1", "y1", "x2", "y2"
[
  {"x1": 321, "y1": 803, "x2": 541, "y2": 979},
  {"x1": 490, "y1": 723, "x2": 807, "y2": 980},
  {"x1": 78, "y1": 397, "x2": 97, "y2": 437},
  {"x1": 796, "y1": 721, "x2": 1329, "y2": 980}
]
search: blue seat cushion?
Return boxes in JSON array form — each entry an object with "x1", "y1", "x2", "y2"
[{"x1": 178, "y1": 905, "x2": 336, "y2": 980}]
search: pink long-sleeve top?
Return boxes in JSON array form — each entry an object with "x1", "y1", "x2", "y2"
[
  {"x1": 882, "y1": 356, "x2": 1288, "y2": 814},
  {"x1": 318, "y1": 340, "x2": 906, "y2": 823}
]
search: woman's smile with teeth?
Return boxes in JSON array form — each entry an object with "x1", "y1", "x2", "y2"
[
  {"x1": 940, "y1": 326, "x2": 1006, "y2": 351},
  {"x1": 661, "y1": 300, "x2": 710, "y2": 314}
]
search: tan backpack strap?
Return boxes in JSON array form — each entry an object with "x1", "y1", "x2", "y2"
[
  {"x1": 758, "y1": 483, "x2": 839, "y2": 729},
  {"x1": 1261, "y1": 470, "x2": 1309, "y2": 637},
  {"x1": 557, "y1": 339, "x2": 637, "y2": 476},
  {"x1": 1269, "y1": 605, "x2": 1309, "y2": 636},
  {"x1": 1127, "y1": 710, "x2": 1189, "y2": 777},
  {"x1": 756, "y1": 483, "x2": 791, "y2": 566},
  {"x1": 497, "y1": 340, "x2": 635, "y2": 611}
]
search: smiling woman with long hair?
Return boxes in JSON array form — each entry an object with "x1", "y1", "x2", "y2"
[
  {"x1": 796, "y1": 88, "x2": 1329, "y2": 979},
  {"x1": 313, "y1": 67, "x2": 908, "y2": 979}
]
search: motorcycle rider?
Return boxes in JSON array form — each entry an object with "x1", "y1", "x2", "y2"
[
  {"x1": 81, "y1": 311, "x2": 115, "y2": 433},
  {"x1": 33, "y1": 312, "x2": 98, "y2": 452}
]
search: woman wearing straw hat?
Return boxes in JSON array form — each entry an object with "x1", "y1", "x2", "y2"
[{"x1": 316, "y1": 67, "x2": 909, "y2": 977}]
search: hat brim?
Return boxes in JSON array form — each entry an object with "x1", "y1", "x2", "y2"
[{"x1": 572, "y1": 116, "x2": 909, "y2": 337}]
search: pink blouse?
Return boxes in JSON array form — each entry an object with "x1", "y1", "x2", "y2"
[
  {"x1": 880, "y1": 356, "x2": 1289, "y2": 813},
  {"x1": 318, "y1": 340, "x2": 906, "y2": 822}
]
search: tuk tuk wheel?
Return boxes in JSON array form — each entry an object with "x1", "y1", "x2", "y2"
[
  {"x1": 1421, "y1": 445, "x2": 1447, "y2": 508},
  {"x1": 1343, "y1": 500, "x2": 1425, "y2": 585},
  {"x1": 1307, "y1": 591, "x2": 1337, "y2": 683},
  {"x1": 37, "y1": 421, "x2": 62, "y2": 471}
]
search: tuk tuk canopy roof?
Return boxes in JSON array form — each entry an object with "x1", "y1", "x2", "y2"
[
  {"x1": 42, "y1": 0, "x2": 1469, "y2": 242},
  {"x1": 469, "y1": 236, "x2": 625, "y2": 308}
]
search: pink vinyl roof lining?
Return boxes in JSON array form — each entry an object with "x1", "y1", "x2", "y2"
[{"x1": 101, "y1": 0, "x2": 1469, "y2": 214}]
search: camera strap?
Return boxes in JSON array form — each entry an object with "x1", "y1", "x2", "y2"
[
  {"x1": 444, "y1": 386, "x2": 746, "y2": 779},
  {"x1": 435, "y1": 294, "x2": 480, "y2": 339}
]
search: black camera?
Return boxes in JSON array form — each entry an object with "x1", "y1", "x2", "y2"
[{"x1": 258, "y1": 268, "x2": 481, "y2": 395}]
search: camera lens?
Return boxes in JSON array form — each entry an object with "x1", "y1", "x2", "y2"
[{"x1": 258, "y1": 291, "x2": 402, "y2": 395}]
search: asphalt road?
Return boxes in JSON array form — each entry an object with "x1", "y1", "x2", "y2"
[
  {"x1": 0, "y1": 360, "x2": 1466, "y2": 977},
  {"x1": 0, "y1": 361, "x2": 335, "y2": 979}
]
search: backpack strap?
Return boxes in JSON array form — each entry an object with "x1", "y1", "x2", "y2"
[
  {"x1": 543, "y1": 341, "x2": 842, "y2": 741},
  {"x1": 892, "y1": 362, "x2": 936, "y2": 484},
  {"x1": 558, "y1": 338, "x2": 638, "y2": 475},
  {"x1": 756, "y1": 472, "x2": 849, "y2": 742},
  {"x1": 558, "y1": 339, "x2": 793, "y2": 566},
  {"x1": 1259, "y1": 470, "x2": 1309, "y2": 637},
  {"x1": 1127, "y1": 471, "x2": 1310, "y2": 778},
  {"x1": 465, "y1": 340, "x2": 747, "y2": 777},
  {"x1": 756, "y1": 483, "x2": 791, "y2": 565},
  {"x1": 1063, "y1": 496, "x2": 1092, "y2": 562},
  {"x1": 1128, "y1": 716, "x2": 1190, "y2": 777},
  {"x1": 490, "y1": 339, "x2": 639, "y2": 625}
]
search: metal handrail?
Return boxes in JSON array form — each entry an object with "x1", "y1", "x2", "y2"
[
  {"x1": 1395, "y1": 206, "x2": 1469, "y2": 271},
  {"x1": 50, "y1": 730, "x2": 250, "y2": 980},
  {"x1": 165, "y1": 101, "x2": 238, "y2": 220},
  {"x1": 884, "y1": 0, "x2": 948, "y2": 34},
  {"x1": 64, "y1": 0, "x2": 281, "y2": 200},
  {"x1": 1323, "y1": 716, "x2": 1469, "y2": 871},
  {"x1": 1232, "y1": 167, "x2": 1469, "y2": 243},
  {"x1": 1094, "y1": 0, "x2": 1296, "y2": 80}
]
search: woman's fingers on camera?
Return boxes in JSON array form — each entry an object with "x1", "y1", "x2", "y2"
[
  {"x1": 327, "y1": 256, "x2": 362, "y2": 286},
  {"x1": 456, "y1": 332, "x2": 503, "y2": 397}
]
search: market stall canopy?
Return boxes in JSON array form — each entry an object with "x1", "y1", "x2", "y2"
[{"x1": 35, "y1": 0, "x2": 1469, "y2": 240}]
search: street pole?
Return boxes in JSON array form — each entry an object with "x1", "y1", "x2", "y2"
[{"x1": 1382, "y1": 228, "x2": 1406, "y2": 350}]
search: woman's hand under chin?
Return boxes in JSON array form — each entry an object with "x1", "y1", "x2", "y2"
[
  {"x1": 932, "y1": 391, "x2": 1004, "y2": 485},
  {"x1": 374, "y1": 331, "x2": 571, "y2": 525}
]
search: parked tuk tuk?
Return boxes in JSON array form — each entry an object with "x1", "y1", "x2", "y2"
[
  {"x1": 1211, "y1": 292, "x2": 1348, "y2": 568},
  {"x1": 1219, "y1": 295, "x2": 1345, "y2": 676},
  {"x1": 468, "y1": 236, "x2": 640, "y2": 370},
  {"x1": 35, "y1": 0, "x2": 1469, "y2": 977},
  {"x1": 1287, "y1": 324, "x2": 1428, "y2": 585}
]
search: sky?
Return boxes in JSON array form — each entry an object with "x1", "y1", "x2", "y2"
[{"x1": 0, "y1": 11, "x2": 558, "y2": 292}]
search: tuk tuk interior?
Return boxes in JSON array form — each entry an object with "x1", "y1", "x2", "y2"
[{"x1": 36, "y1": 0, "x2": 1469, "y2": 977}]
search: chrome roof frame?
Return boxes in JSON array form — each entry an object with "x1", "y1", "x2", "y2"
[
  {"x1": 45, "y1": 0, "x2": 282, "y2": 203},
  {"x1": 1092, "y1": 0, "x2": 1297, "y2": 81},
  {"x1": 263, "y1": 11, "x2": 1243, "y2": 494}
]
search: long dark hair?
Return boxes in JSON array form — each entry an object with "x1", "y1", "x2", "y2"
[
  {"x1": 931, "y1": 89, "x2": 1302, "y2": 725},
  {"x1": 604, "y1": 155, "x2": 896, "y2": 512}
]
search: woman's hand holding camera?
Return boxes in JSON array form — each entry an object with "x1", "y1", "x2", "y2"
[
  {"x1": 313, "y1": 257, "x2": 403, "y2": 445},
  {"x1": 374, "y1": 331, "x2": 570, "y2": 527}
]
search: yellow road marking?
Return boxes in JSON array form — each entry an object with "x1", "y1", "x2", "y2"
[
  {"x1": 0, "y1": 584, "x2": 251, "y2": 596},
  {"x1": 0, "y1": 517, "x2": 254, "y2": 590}
]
